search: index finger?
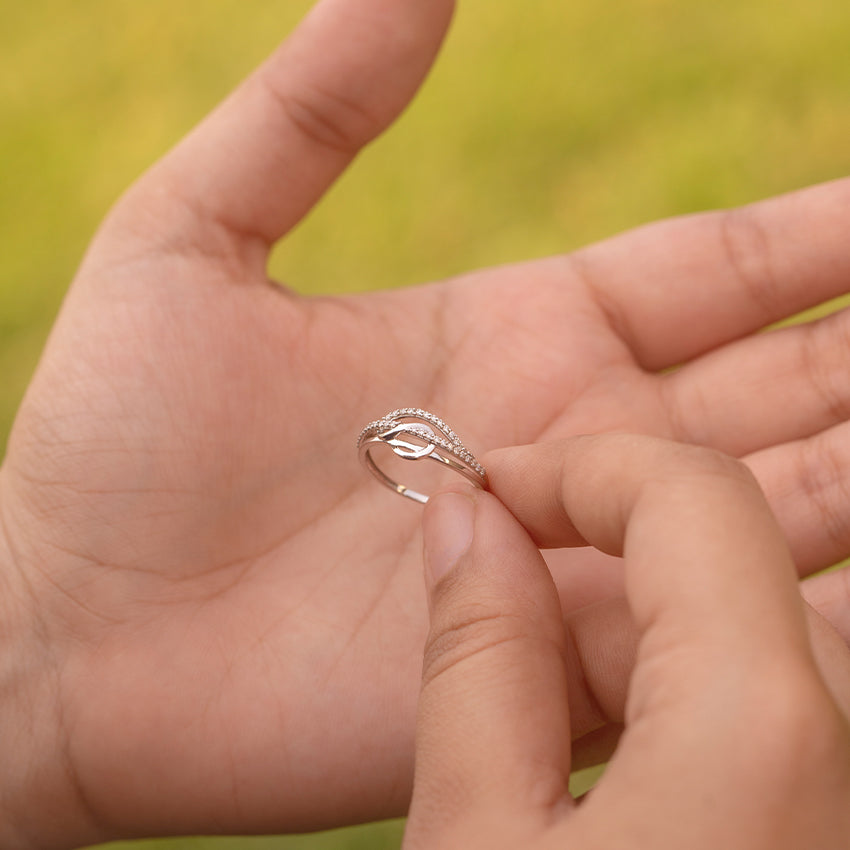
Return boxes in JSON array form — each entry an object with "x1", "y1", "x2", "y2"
[{"x1": 487, "y1": 436, "x2": 811, "y2": 660}]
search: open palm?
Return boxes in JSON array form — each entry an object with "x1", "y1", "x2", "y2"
[{"x1": 3, "y1": 0, "x2": 850, "y2": 846}]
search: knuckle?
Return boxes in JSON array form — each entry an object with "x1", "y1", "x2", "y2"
[
  {"x1": 648, "y1": 441, "x2": 757, "y2": 492},
  {"x1": 259, "y1": 70, "x2": 380, "y2": 155},
  {"x1": 568, "y1": 249, "x2": 639, "y2": 352},
  {"x1": 796, "y1": 435, "x2": 850, "y2": 555},
  {"x1": 800, "y1": 309, "x2": 850, "y2": 426},
  {"x1": 681, "y1": 444, "x2": 751, "y2": 479},
  {"x1": 421, "y1": 602, "x2": 531, "y2": 691},
  {"x1": 659, "y1": 371, "x2": 713, "y2": 446},
  {"x1": 717, "y1": 205, "x2": 779, "y2": 316}
]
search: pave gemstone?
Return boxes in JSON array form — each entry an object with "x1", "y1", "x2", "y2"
[{"x1": 357, "y1": 408, "x2": 486, "y2": 480}]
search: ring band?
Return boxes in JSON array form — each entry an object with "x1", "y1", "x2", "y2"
[{"x1": 357, "y1": 408, "x2": 488, "y2": 504}]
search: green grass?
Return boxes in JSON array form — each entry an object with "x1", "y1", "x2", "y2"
[
  {"x1": 96, "y1": 820, "x2": 406, "y2": 850},
  {"x1": 2, "y1": 1, "x2": 849, "y2": 847}
]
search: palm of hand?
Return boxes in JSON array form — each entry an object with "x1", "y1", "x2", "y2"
[
  {"x1": 5, "y1": 233, "x2": 654, "y2": 833},
  {"x1": 3, "y1": 0, "x2": 850, "y2": 842},
  {"x1": 9, "y1": 201, "x2": 850, "y2": 837}
]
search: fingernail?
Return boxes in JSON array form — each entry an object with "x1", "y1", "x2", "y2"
[{"x1": 423, "y1": 491, "x2": 476, "y2": 584}]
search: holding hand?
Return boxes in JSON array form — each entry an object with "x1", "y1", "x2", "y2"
[
  {"x1": 2, "y1": 0, "x2": 850, "y2": 845},
  {"x1": 407, "y1": 436, "x2": 850, "y2": 850}
]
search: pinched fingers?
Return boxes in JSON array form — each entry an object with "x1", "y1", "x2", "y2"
[{"x1": 488, "y1": 436, "x2": 850, "y2": 847}]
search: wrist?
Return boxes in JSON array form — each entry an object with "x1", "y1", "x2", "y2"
[{"x1": 0, "y1": 476, "x2": 99, "y2": 850}]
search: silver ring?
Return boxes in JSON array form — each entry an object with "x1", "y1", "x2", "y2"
[{"x1": 357, "y1": 408, "x2": 488, "y2": 504}]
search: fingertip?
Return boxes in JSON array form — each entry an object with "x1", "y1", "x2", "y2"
[
  {"x1": 483, "y1": 440, "x2": 589, "y2": 549},
  {"x1": 422, "y1": 488, "x2": 478, "y2": 586},
  {"x1": 422, "y1": 485, "x2": 564, "y2": 626}
]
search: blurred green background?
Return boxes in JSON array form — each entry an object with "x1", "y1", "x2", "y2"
[{"x1": 2, "y1": 0, "x2": 849, "y2": 847}]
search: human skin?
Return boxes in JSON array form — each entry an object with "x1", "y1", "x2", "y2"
[
  {"x1": 404, "y1": 437, "x2": 850, "y2": 850},
  {"x1": 2, "y1": 0, "x2": 850, "y2": 846}
]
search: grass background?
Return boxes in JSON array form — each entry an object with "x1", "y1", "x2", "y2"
[{"x1": 2, "y1": 0, "x2": 849, "y2": 847}]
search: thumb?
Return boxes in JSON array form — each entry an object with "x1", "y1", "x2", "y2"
[
  {"x1": 407, "y1": 487, "x2": 573, "y2": 844},
  {"x1": 98, "y1": 0, "x2": 456, "y2": 269}
]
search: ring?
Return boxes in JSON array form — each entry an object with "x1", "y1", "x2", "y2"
[{"x1": 357, "y1": 408, "x2": 488, "y2": 504}]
